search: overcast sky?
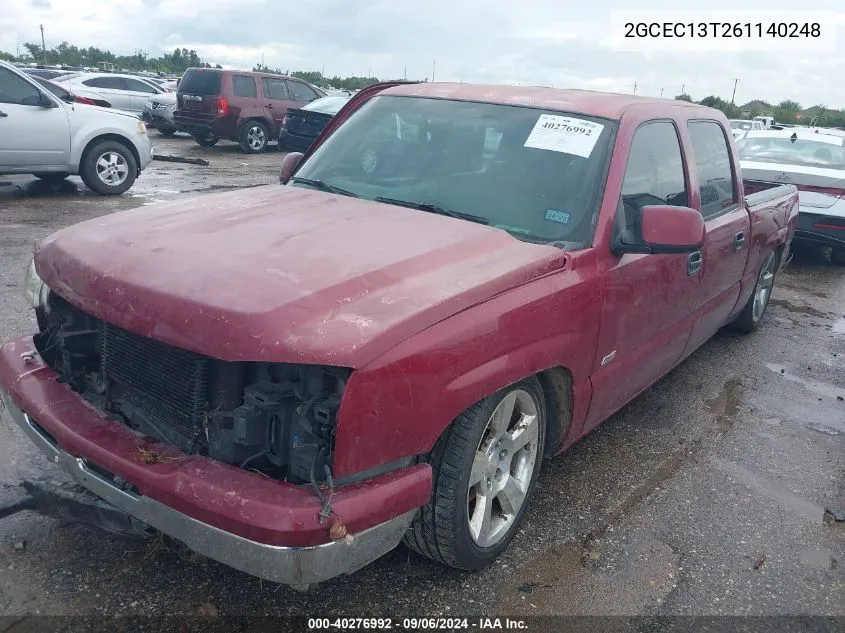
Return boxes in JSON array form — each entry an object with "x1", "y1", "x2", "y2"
[{"x1": 3, "y1": 0, "x2": 844, "y2": 108}]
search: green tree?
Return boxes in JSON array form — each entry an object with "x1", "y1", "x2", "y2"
[
  {"x1": 675, "y1": 93, "x2": 692, "y2": 102},
  {"x1": 773, "y1": 100, "x2": 801, "y2": 124}
]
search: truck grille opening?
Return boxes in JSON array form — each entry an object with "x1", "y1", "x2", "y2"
[
  {"x1": 34, "y1": 293, "x2": 349, "y2": 484},
  {"x1": 100, "y1": 322, "x2": 210, "y2": 443}
]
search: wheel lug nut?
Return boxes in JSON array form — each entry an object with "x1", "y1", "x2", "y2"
[{"x1": 499, "y1": 450, "x2": 507, "y2": 459}]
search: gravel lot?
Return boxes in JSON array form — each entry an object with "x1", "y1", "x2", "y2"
[{"x1": 1, "y1": 133, "x2": 843, "y2": 625}]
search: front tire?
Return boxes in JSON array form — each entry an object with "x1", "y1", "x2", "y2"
[
  {"x1": 239, "y1": 121, "x2": 268, "y2": 153},
  {"x1": 158, "y1": 127, "x2": 177, "y2": 137},
  {"x1": 405, "y1": 377, "x2": 546, "y2": 570},
  {"x1": 79, "y1": 141, "x2": 137, "y2": 195},
  {"x1": 733, "y1": 250, "x2": 778, "y2": 332}
]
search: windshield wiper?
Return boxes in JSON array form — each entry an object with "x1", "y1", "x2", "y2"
[
  {"x1": 374, "y1": 197, "x2": 489, "y2": 225},
  {"x1": 289, "y1": 177, "x2": 359, "y2": 198}
]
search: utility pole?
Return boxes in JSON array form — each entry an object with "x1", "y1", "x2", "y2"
[
  {"x1": 633, "y1": 81, "x2": 637, "y2": 95},
  {"x1": 681, "y1": 83, "x2": 685, "y2": 95},
  {"x1": 404, "y1": 66, "x2": 407, "y2": 80},
  {"x1": 660, "y1": 88, "x2": 664, "y2": 98},
  {"x1": 432, "y1": 60, "x2": 436, "y2": 82},
  {"x1": 731, "y1": 78, "x2": 739, "y2": 105},
  {"x1": 40, "y1": 24, "x2": 47, "y2": 65}
]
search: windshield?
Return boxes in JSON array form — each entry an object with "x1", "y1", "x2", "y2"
[
  {"x1": 178, "y1": 69, "x2": 222, "y2": 95},
  {"x1": 730, "y1": 121, "x2": 754, "y2": 130},
  {"x1": 303, "y1": 96, "x2": 349, "y2": 115},
  {"x1": 737, "y1": 137, "x2": 845, "y2": 170},
  {"x1": 292, "y1": 95, "x2": 615, "y2": 245}
]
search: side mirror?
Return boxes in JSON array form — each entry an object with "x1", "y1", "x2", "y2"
[
  {"x1": 617, "y1": 205, "x2": 705, "y2": 255},
  {"x1": 279, "y1": 152, "x2": 304, "y2": 183}
]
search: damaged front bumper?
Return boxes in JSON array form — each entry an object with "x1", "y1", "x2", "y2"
[{"x1": 0, "y1": 336, "x2": 431, "y2": 586}]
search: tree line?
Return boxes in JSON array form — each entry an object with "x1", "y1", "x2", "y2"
[
  {"x1": 675, "y1": 93, "x2": 845, "y2": 128},
  {"x1": 4, "y1": 40, "x2": 842, "y2": 124}
]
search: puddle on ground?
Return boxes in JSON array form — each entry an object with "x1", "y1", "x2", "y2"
[
  {"x1": 798, "y1": 547, "x2": 838, "y2": 570},
  {"x1": 705, "y1": 379, "x2": 743, "y2": 433},
  {"x1": 714, "y1": 458, "x2": 826, "y2": 523},
  {"x1": 769, "y1": 299, "x2": 830, "y2": 319},
  {"x1": 778, "y1": 281, "x2": 829, "y2": 299},
  {"x1": 765, "y1": 363, "x2": 845, "y2": 401}
]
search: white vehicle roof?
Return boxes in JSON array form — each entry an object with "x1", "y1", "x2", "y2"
[{"x1": 741, "y1": 129, "x2": 845, "y2": 146}]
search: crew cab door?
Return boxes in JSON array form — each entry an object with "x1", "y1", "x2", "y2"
[
  {"x1": 684, "y1": 120, "x2": 750, "y2": 353},
  {"x1": 585, "y1": 120, "x2": 701, "y2": 431},
  {"x1": 0, "y1": 66, "x2": 70, "y2": 170}
]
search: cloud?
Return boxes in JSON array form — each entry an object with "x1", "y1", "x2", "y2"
[{"x1": 1, "y1": 0, "x2": 844, "y2": 108}]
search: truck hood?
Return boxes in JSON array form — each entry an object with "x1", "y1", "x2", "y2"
[{"x1": 35, "y1": 185, "x2": 565, "y2": 367}]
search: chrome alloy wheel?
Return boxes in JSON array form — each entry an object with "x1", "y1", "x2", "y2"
[
  {"x1": 95, "y1": 151, "x2": 129, "y2": 186},
  {"x1": 752, "y1": 251, "x2": 777, "y2": 322},
  {"x1": 466, "y1": 389, "x2": 540, "y2": 548},
  {"x1": 247, "y1": 125, "x2": 266, "y2": 150}
]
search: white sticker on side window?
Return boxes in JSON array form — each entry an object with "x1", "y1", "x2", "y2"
[{"x1": 524, "y1": 114, "x2": 605, "y2": 158}]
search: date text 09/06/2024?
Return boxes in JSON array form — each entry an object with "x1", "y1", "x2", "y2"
[
  {"x1": 307, "y1": 618, "x2": 528, "y2": 630},
  {"x1": 624, "y1": 22, "x2": 820, "y2": 38}
]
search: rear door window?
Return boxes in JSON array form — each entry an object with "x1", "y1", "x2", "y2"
[
  {"x1": 178, "y1": 70, "x2": 222, "y2": 95},
  {"x1": 233, "y1": 75, "x2": 257, "y2": 98},
  {"x1": 83, "y1": 76, "x2": 127, "y2": 90},
  {"x1": 287, "y1": 80, "x2": 318, "y2": 102},
  {"x1": 262, "y1": 78, "x2": 289, "y2": 100},
  {"x1": 687, "y1": 121, "x2": 737, "y2": 219}
]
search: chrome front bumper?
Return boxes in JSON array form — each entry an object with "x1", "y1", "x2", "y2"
[{"x1": 1, "y1": 391, "x2": 415, "y2": 587}]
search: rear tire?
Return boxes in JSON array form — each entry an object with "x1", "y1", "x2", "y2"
[
  {"x1": 733, "y1": 250, "x2": 778, "y2": 333},
  {"x1": 404, "y1": 377, "x2": 546, "y2": 570},
  {"x1": 33, "y1": 172, "x2": 69, "y2": 183},
  {"x1": 239, "y1": 121, "x2": 269, "y2": 153},
  {"x1": 79, "y1": 140, "x2": 137, "y2": 195},
  {"x1": 193, "y1": 135, "x2": 219, "y2": 147}
]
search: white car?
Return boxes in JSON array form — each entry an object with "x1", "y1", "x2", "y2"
[
  {"x1": 53, "y1": 72, "x2": 166, "y2": 113},
  {"x1": 737, "y1": 128, "x2": 845, "y2": 264},
  {"x1": 0, "y1": 61, "x2": 153, "y2": 195},
  {"x1": 729, "y1": 119, "x2": 764, "y2": 140}
]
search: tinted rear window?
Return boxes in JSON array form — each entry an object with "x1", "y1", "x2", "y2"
[
  {"x1": 233, "y1": 75, "x2": 257, "y2": 98},
  {"x1": 179, "y1": 70, "x2": 222, "y2": 95}
]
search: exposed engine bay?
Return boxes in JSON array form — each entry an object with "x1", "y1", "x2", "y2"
[{"x1": 33, "y1": 293, "x2": 347, "y2": 485}]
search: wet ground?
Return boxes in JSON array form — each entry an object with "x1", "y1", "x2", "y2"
[{"x1": 0, "y1": 136, "x2": 843, "y2": 625}]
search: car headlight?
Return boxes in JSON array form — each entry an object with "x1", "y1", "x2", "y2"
[
  {"x1": 23, "y1": 259, "x2": 50, "y2": 310},
  {"x1": 137, "y1": 121, "x2": 147, "y2": 135}
]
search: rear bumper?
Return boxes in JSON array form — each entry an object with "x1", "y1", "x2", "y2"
[
  {"x1": 278, "y1": 128, "x2": 316, "y2": 152},
  {"x1": 173, "y1": 112, "x2": 234, "y2": 139},
  {"x1": 0, "y1": 335, "x2": 430, "y2": 585},
  {"x1": 794, "y1": 212, "x2": 845, "y2": 249}
]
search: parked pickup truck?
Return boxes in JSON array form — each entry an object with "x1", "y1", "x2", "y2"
[{"x1": 0, "y1": 82, "x2": 798, "y2": 588}]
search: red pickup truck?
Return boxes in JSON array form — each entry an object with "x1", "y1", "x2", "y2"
[{"x1": 0, "y1": 82, "x2": 798, "y2": 588}]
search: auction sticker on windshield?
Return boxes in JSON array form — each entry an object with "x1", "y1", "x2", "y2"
[{"x1": 524, "y1": 114, "x2": 604, "y2": 157}]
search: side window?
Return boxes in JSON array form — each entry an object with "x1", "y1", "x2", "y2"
[
  {"x1": 0, "y1": 68, "x2": 43, "y2": 105},
  {"x1": 124, "y1": 78, "x2": 158, "y2": 94},
  {"x1": 261, "y1": 78, "x2": 289, "y2": 100},
  {"x1": 621, "y1": 121, "x2": 688, "y2": 229},
  {"x1": 687, "y1": 121, "x2": 737, "y2": 219},
  {"x1": 233, "y1": 75, "x2": 257, "y2": 98},
  {"x1": 83, "y1": 77, "x2": 126, "y2": 90},
  {"x1": 287, "y1": 80, "x2": 317, "y2": 102}
]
